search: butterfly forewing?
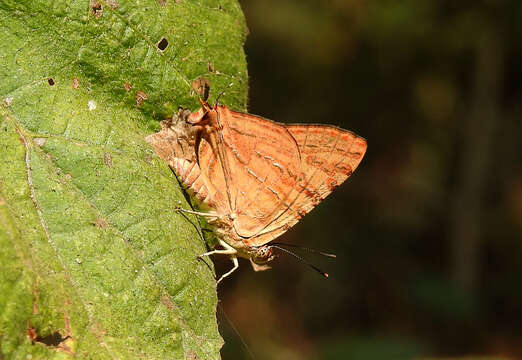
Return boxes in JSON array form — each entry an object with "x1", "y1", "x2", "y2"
[{"x1": 247, "y1": 124, "x2": 367, "y2": 244}]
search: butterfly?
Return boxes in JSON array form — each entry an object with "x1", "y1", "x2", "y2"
[{"x1": 146, "y1": 100, "x2": 367, "y2": 283}]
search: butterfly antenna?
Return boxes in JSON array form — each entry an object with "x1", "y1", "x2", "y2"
[
  {"x1": 270, "y1": 242, "x2": 337, "y2": 258},
  {"x1": 270, "y1": 245, "x2": 329, "y2": 278}
]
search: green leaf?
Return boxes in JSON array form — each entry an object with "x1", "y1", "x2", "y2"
[{"x1": 0, "y1": 0, "x2": 248, "y2": 358}]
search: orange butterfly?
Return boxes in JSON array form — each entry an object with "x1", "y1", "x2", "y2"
[{"x1": 146, "y1": 100, "x2": 367, "y2": 283}]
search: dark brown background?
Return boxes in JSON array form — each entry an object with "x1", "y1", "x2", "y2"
[{"x1": 216, "y1": 1, "x2": 522, "y2": 359}]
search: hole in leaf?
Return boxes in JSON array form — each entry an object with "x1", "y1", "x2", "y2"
[
  {"x1": 157, "y1": 37, "x2": 169, "y2": 51},
  {"x1": 47, "y1": 78, "x2": 55, "y2": 86},
  {"x1": 93, "y1": 217, "x2": 108, "y2": 228},
  {"x1": 37, "y1": 332, "x2": 68, "y2": 347},
  {"x1": 28, "y1": 326, "x2": 69, "y2": 347}
]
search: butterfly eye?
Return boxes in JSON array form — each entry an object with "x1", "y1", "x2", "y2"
[{"x1": 252, "y1": 246, "x2": 275, "y2": 265}]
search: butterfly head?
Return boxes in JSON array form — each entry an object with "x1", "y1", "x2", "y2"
[{"x1": 251, "y1": 245, "x2": 277, "y2": 266}]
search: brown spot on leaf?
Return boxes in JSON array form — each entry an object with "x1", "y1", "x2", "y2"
[
  {"x1": 157, "y1": 0, "x2": 166, "y2": 5},
  {"x1": 93, "y1": 218, "x2": 108, "y2": 228},
  {"x1": 124, "y1": 82, "x2": 132, "y2": 92},
  {"x1": 72, "y1": 78, "x2": 80, "y2": 89},
  {"x1": 4, "y1": 97, "x2": 13, "y2": 106},
  {"x1": 65, "y1": 174, "x2": 72, "y2": 181},
  {"x1": 106, "y1": 0, "x2": 120, "y2": 9},
  {"x1": 92, "y1": 322, "x2": 107, "y2": 337},
  {"x1": 48, "y1": 78, "x2": 55, "y2": 86},
  {"x1": 207, "y1": 61, "x2": 215, "y2": 72},
  {"x1": 90, "y1": 1, "x2": 103, "y2": 18},
  {"x1": 104, "y1": 152, "x2": 113, "y2": 167},
  {"x1": 27, "y1": 325, "x2": 37, "y2": 341},
  {"x1": 144, "y1": 154, "x2": 154, "y2": 164},
  {"x1": 63, "y1": 306, "x2": 72, "y2": 336},
  {"x1": 185, "y1": 351, "x2": 199, "y2": 360},
  {"x1": 33, "y1": 138, "x2": 47, "y2": 147},
  {"x1": 32, "y1": 284, "x2": 40, "y2": 315},
  {"x1": 157, "y1": 37, "x2": 169, "y2": 51},
  {"x1": 161, "y1": 295, "x2": 175, "y2": 310},
  {"x1": 136, "y1": 90, "x2": 148, "y2": 106},
  {"x1": 191, "y1": 77, "x2": 210, "y2": 101}
]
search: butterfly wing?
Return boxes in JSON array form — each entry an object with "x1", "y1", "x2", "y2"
[
  {"x1": 200, "y1": 106, "x2": 366, "y2": 244},
  {"x1": 147, "y1": 107, "x2": 367, "y2": 248},
  {"x1": 247, "y1": 124, "x2": 367, "y2": 244},
  {"x1": 197, "y1": 106, "x2": 303, "y2": 239},
  {"x1": 145, "y1": 119, "x2": 226, "y2": 210}
]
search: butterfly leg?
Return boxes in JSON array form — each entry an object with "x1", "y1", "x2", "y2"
[
  {"x1": 198, "y1": 239, "x2": 239, "y2": 284},
  {"x1": 175, "y1": 208, "x2": 221, "y2": 219},
  {"x1": 217, "y1": 256, "x2": 239, "y2": 284},
  {"x1": 198, "y1": 239, "x2": 237, "y2": 258}
]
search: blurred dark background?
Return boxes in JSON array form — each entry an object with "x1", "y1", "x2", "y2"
[{"x1": 216, "y1": 1, "x2": 522, "y2": 359}]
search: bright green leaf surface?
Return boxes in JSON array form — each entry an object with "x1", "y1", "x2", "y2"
[{"x1": 0, "y1": 0, "x2": 248, "y2": 358}]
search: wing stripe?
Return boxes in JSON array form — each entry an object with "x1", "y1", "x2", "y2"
[{"x1": 253, "y1": 128, "x2": 345, "y2": 238}]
